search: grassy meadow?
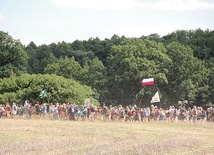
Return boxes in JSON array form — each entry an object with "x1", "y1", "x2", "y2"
[{"x1": 0, "y1": 119, "x2": 213, "y2": 155}]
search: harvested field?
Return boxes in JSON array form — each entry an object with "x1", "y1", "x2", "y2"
[{"x1": 0, "y1": 119, "x2": 213, "y2": 155}]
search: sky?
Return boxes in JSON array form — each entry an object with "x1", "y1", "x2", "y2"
[{"x1": 0, "y1": 0, "x2": 214, "y2": 45}]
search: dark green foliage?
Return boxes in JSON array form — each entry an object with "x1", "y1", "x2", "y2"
[
  {"x1": 44, "y1": 56, "x2": 83, "y2": 80},
  {"x1": 0, "y1": 31, "x2": 28, "y2": 78},
  {"x1": 162, "y1": 29, "x2": 214, "y2": 61},
  {"x1": 106, "y1": 38, "x2": 170, "y2": 104},
  {"x1": 165, "y1": 42, "x2": 208, "y2": 105},
  {"x1": 25, "y1": 43, "x2": 57, "y2": 74},
  {"x1": 80, "y1": 57, "x2": 108, "y2": 102}
]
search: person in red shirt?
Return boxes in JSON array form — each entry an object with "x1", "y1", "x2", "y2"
[{"x1": 5, "y1": 102, "x2": 11, "y2": 118}]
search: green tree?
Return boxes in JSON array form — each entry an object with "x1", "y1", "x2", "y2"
[
  {"x1": 71, "y1": 40, "x2": 86, "y2": 51},
  {"x1": 82, "y1": 57, "x2": 107, "y2": 89},
  {"x1": 0, "y1": 31, "x2": 28, "y2": 78},
  {"x1": 0, "y1": 74, "x2": 97, "y2": 105},
  {"x1": 25, "y1": 44, "x2": 57, "y2": 74},
  {"x1": 25, "y1": 41, "x2": 38, "y2": 74},
  {"x1": 51, "y1": 41, "x2": 73, "y2": 58},
  {"x1": 165, "y1": 42, "x2": 208, "y2": 105},
  {"x1": 200, "y1": 58, "x2": 214, "y2": 105},
  {"x1": 44, "y1": 56, "x2": 83, "y2": 80},
  {"x1": 141, "y1": 33, "x2": 162, "y2": 42},
  {"x1": 106, "y1": 38, "x2": 171, "y2": 105},
  {"x1": 162, "y1": 29, "x2": 214, "y2": 61},
  {"x1": 80, "y1": 57, "x2": 108, "y2": 102}
]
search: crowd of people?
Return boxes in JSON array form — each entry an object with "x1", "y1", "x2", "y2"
[{"x1": 0, "y1": 100, "x2": 214, "y2": 123}]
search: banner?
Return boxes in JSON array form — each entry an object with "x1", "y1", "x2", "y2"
[
  {"x1": 142, "y1": 78, "x2": 154, "y2": 86},
  {"x1": 150, "y1": 91, "x2": 160, "y2": 103},
  {"x1": 84, "y1": 98, "x2": 90, "y2": 106},
  {"x1": 135, "y1": 88, "x2": 145, "y2": 100},
  {"x1": 39, "y1": 89, "x2": 47, "y2": 98}
]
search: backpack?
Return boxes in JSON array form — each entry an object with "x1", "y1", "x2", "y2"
[
  {"x1": 193, "y1": 110, "x2": 197, "y2": 116},
  {"x1": 14, "y1": 105, "x2": 17, "y2": 111},
  {"x1": 19, "y1": 107, "x2": 24, "y2": 113},
  {"x1": 50, "y1": 107, "x2": 55, "y2": 113},
  {"x1": 145, "y1": 111, "x2": 149, "y2": 117},
  {"x1": 103, "y1": 107, "x2": 107, "y2": 113},
  {"x1": 83, "y1": 108, "x2": 87, "y2": 114},
  {"x1": 91, "y1": 107, "x2": 95, "y2": 112},
  {"x1": 155, "y1": 109, "x2": 159, "y2": 116},
  {"x1": 173, "y1": 109, "x2": 177, "y2": 116},
  {"x1": 120, "y1": 109, "x2": 124, "y2": 117}
]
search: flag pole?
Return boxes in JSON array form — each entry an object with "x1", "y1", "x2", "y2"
[{"x1": 138, "y1": 95, "x2": 143, "y2": 108}]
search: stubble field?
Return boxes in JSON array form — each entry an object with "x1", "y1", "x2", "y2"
[{"x1": 0, "y1": 119, "x2": 213, "y2": 155}]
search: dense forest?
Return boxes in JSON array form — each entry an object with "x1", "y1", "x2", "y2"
[{"x1": 0, "y1": 29, "x2": 213, "y2": 108}]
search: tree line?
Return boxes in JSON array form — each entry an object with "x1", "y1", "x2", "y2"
[{"x1": 0, "y1": 29, "x2": 213, "y2": 107}]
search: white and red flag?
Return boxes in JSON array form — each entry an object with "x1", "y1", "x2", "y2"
[
  {"x1": 142, "y1": 78, "x2": 154, "y2": 87},
  {"x1": 151, "y1": 91, "x2": 160, "y2": 103}
]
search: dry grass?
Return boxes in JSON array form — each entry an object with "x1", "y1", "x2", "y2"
[{"x1": 0, "y1": 119, "x2": 213, "y2": 155}]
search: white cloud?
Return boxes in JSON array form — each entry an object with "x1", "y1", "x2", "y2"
[
  {"x1": 0, "y1": 13, "x2": 5, "y2": 22},
  {"x1": 52, "y1": 0, "x2": 214, "y2": 11},
  {"x1": 51, "y1": 0, "x2": 144, "y2": 10},
  {"x1": 49, "y1": 22, "x2": 63, "y2": 26},
  {"x1": 150, "y1": 0, "x2": 214, "y2": 11}
]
